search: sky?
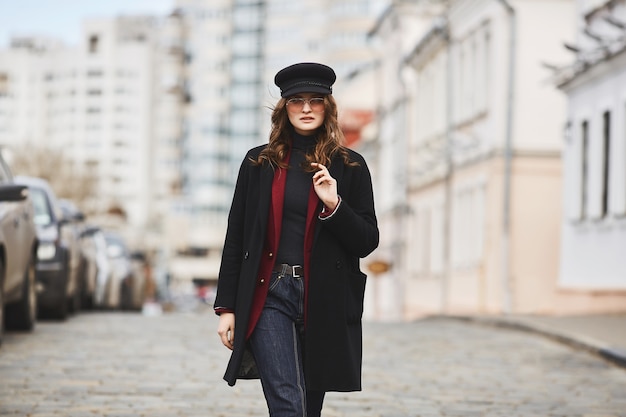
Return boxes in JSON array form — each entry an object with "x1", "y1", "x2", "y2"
[{"x1": 0, "y1": 0, "x2": 174, "y2": 47}]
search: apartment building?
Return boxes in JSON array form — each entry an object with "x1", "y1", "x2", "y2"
[
  {"x1": 0, "y1": 17, "x2": 178, "y2": 243},
  {"x1": 0, "y1": 36, "x2": 76, "y2": 150},
  {"x1": 151, "y1": 11, "x2": 186, "y2": 241},
  {"x1": 80, "y1": 17, "x2": 164, "y2": 234}
]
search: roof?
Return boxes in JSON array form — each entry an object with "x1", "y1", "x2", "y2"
[
  {"x1": 403, "y1": 16, "x2": 448, "y2": 68},
  {"x1": 556, "y1": 41, "x2": 626, "y2": 89}
]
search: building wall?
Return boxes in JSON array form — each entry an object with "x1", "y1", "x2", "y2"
[
  {"x1": 508, "y1": 156, "x2": 562, "y2": 313},
  {"x1": 397, "y1": 0, "x2": 576, "y2": 318},
  {"x1": 552, "y1": 0, "x2": 626, "y2": 312},
  {"x1": 80, "y1": 17, "x2": 160, "y2": 231},
  {"x1": 150, "y1": 11, "x2": 185, "y2": 233},
  {"x1": 560, "y1": 54, "x2": 626, "y2": 290},
  {"x1": 363, "y1": 1, "x2": 447, "y2": 321},
  {"x1": 172, "y1": 0, "x2": 233, "y2": 249},
  {"x1": 513, "y1": 0, "x2": 574, "y2": 153}
]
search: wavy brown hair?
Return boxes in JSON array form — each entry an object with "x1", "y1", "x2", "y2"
[{"x1": 252, "y1": 95, "x2": 358, "y2": 171}]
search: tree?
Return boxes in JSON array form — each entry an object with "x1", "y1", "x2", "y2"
[{"x1": 7, "y1": 145, "x2": 97, "y2": 213}]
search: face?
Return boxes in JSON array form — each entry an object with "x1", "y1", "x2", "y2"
[{"x1": 286, "y1": 93, "x2": 326, "y2": 136}]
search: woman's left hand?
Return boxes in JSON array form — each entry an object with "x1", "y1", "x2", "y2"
[{"x1": 311, "y1": 163, "x2": 339, "y2": 210}]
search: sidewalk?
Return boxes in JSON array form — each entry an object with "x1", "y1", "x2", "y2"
[{"x1": 447, "y1": 313, "x2": 626, "y2": 368}]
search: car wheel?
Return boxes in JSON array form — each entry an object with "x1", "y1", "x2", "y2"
[
  {"x1": 120, "y1": 278, "x2": 132, "y2": 311},
  {"x1": 5, "y1": 254, "x2": 37, "y2": 331},
  {"x1": 49, "y1": 257, "x2": 69, "y2": 321},
  {"x1": 82, "y1": 291, "x2": 94, "y2": 310},
  {"x1": 80, "y1": 260, "x2": 94, "y2": 310},
  {"x1": 50, "y1": 293, "x2": 68, "y2": 320}
]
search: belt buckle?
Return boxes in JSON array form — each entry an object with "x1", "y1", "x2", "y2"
[{"x1": 292, "y1": 265, "x2": 302, "y2": 278}]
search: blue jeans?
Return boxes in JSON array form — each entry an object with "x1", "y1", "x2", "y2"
[{"x1": 250, "y1": 268, "x2": 325, "y2": 417}]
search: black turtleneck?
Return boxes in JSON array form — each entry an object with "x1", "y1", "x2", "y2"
[{"x1": 276, "y1": 132, "x2": 317, "y2": 266}]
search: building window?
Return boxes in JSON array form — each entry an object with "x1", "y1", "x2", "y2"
[
  {"x1": 601, "y1": 111, "x2": 610, "y2": 218},
  {"x1": 0, "y1": 73, "x2": 8, "y2": 96},
  {"x1": 452, "y1": 185, "x2": 485, "y2": 267},
  {"x1": 89, "y1": 35, "x2": 99, "y2": 54},
  {"x1": 453, "y1": 23, "x2": 491, "y2": 123},
  {"x1": 581, "y1": 120, "x2": 589, "y2": 219}
]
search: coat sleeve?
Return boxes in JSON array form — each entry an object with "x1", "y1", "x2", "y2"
[
  {"x1": 214, "y1": 156, "x2": 250, "y2": 311},
  {"x1": 319, "y1": 157, "x2": 379, "y2": 258}
]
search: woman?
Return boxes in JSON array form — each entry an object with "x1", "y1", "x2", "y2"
[{"x1": 214, "y1": 62, "x2": 379, "y2": 417}]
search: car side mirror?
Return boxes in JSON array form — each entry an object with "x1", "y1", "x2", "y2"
[{"x1": 0, "y1": 184, "x2": 28, "y2": 202}]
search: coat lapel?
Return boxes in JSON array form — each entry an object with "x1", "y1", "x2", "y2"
[{"x1": 257, "y1": 164, "x2": 274, "y2": 233}]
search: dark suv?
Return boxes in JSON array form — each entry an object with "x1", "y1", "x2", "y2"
[
  {"x1": 0, "y1": 155, "x2": 38, "y2": 345},
  {"x1": 15, "y1": 176, "x2": 82, "y2": 320}
]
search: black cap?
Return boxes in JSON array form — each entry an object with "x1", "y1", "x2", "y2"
[{"x1": 274, "y1": 62, "x2": 336, "y2": 98}]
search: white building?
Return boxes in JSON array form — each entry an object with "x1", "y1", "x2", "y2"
[
  {"x1": 150, "y1": 11, "x2": 186, "y2": 240},
  {"x1": 366, "y1": 0, "x2": 580, "y2": 318},
  {"x1": 166, "y1": 0, "x2": 234, "y2": 251},
  {"x1": 555, "y1": 0, "x2": 626, "y2": 311},
  {"x1": 0, "y1": 17, "x2": 178, "y2": 240},
  {"x1": 364, "y1": 0, "x2": 447, "y2": 320},
  {"x1": 0, "y1": 37, "x2": 71, "y2": 150},
  {"x1": 79, "y1": 16, "x2": 163, "y2": 232}
]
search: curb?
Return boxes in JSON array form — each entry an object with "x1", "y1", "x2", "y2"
[{"x1": 431, "y1": 315, "x2": 626, "y2": 370}]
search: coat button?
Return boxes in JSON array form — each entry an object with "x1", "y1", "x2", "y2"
[
  {"x1": 268, "y1": 252, "x2": 273, "y2": 258},
  {"x1": 244, "y1": 251, "x2": 249, "y2": 259},
  {"x1": 259, "y1": 278, "x2": 265, "y2": 284},
  {"x1": 335, "y1": 260, "x2": 342, "y2": 269}
]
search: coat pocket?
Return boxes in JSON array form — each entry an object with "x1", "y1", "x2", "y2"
[{"x1": 346, "y1": 271, "x2": 367, "y2": 324}]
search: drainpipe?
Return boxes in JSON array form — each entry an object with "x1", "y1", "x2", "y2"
[
  {"x1": 497, "y1": 0, "x2": 516, "y2": 314},
  {"x1": 442, "y1": 21, "x2": 453, "y2": 314}
]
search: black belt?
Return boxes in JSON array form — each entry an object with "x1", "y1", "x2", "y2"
[{"x1": 273, "y1": 263, "x2": 303, "y2": 278}]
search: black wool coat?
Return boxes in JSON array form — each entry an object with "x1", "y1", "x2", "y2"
[{"x1": 214, "y1": 144, "x2": 379, "y2": 392}]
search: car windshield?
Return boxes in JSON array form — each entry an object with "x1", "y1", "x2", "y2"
[{"x1": 30, "y1": 188, "x2": 53, "y2": 226}]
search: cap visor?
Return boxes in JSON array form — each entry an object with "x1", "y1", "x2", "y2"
[{"x1": 282, "y1": 85, "x2": 331, "y2": 97}]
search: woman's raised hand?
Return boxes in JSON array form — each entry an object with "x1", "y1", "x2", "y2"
[{"x1": 311, "y1": 163, "x2": 338, "y2": 210}]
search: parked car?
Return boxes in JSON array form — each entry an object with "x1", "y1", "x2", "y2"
[
  {"x1": 58, "y1": 199, "x2": 95, "y2": 310},
  {"x1": 96, "y1": 231, "x2": 146, "y2": 310},
  {"x1": 80, "y1": 226, "x2": 109, "y2": 309},
  {"x1": 128, "y1": 251, "x2": 149, "y2": 310},
  {"x1": 0, "y1": 157, "x2": 38, "y2": 345},
  {"x1": 15, "y1": 176, "x2": 82, "y2": 320}
]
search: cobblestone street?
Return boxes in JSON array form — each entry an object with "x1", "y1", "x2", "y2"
[{"x1": 1, "y1": 309, "x2": 625, "y2": 417}]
